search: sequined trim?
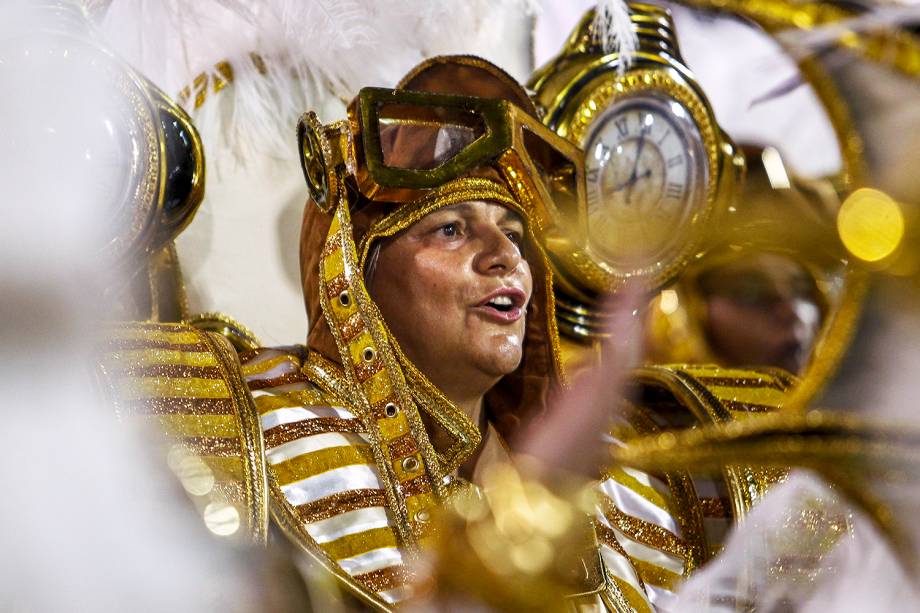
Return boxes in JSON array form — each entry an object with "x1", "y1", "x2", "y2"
[
  {"x1": 399, "y1": 475, "x2": 431, "y2": 497},
  {"x1": 122, "y1": 396, "x2": 235, "y2": 415},
  {"x1": 113, "y1": 364, "x2": 223, "y2": 379},
  {"x1": 596, "y1": 522, "x2": 648, "y2": 594},
  {"x1": 698, "y1": 497, "x2": 729, "y2": 519},
  {"x1": 353, "y1": 565, "x2": 412, "y2": 593},
  {"x1": 629, "y1": 558, "x2": 681, "y2": 591},
  {"x1": 387, "y1": 433, "x2": 419, "y2": 460},
  {"x1": 694, "y1": 376, "x2": 787, "y2": 391},
  {"x1": 295, "y1": 489, "x2": 388, "y2": 523},
  {"x1": 601, "y1": 496, "x2": 689, "y2": 561},
  {"x1": 341, "y1": 311, "x2": 366, "y2": 343},
  {"x1": 179, "y1": 436, "x2": 244, "y2": 457},
  {"x1": 264, "y1": 417, "x2": 365, "y2": 449},
  {"x1": 325, "y1": 272, "x2": 348, "y2": 300},
  {"x1": 103, "y1": 338, "x2": 208, "y2": 353},
  {"x1": 723, "y1": 400, "x2": 776, "y2": 413}
]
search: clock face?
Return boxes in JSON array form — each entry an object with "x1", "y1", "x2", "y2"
[{"x1": 583, "y1": 93, "x2": 709, "y2": 273}]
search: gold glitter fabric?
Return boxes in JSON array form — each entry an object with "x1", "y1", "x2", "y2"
[
  {"x1": 240, "y1": 347, "x2": 416, "y2": 608},
  {"x1": 591, "y1": 364, "x2": 795, "y2": 607},
  {"x1": 95, "y1": 321, "x2": 268, "y2": 544}
]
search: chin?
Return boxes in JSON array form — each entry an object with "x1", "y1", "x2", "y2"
[{"x1": 479, "y1": 335, "x2": 524, "y2": 376}]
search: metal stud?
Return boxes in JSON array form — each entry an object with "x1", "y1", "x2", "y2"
[
  {"x1": 401, "y1": 457, "x2": 420, "y2": 472},
  {"x1": 384, "y1": 402, "x2": 398, "y2": 418},
  {"x1": 338, "y1": 290, "x2": 351, "y2": 306}
]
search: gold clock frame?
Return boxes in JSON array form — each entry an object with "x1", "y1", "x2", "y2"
[
  {"x1": 529, "y1": 4, "x2": 743, "y2": 297},
  {"x1": 562, "y1": 68, "x2": 733, "y2": 293}
]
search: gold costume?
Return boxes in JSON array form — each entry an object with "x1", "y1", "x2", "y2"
[
  {"x1": 95, "y1": 55, "x2": 798, "y2": 611},
  {"x1": 13, "y1": 1, "x2": 920, "y2": 611}
]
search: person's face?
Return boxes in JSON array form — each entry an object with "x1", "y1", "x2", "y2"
[
  {"x1": 367, "y1": 200, "x2": 533, "y2": 399},
  {"x1": 700, "y1": 254, "x2": 823, "y2": 373}
]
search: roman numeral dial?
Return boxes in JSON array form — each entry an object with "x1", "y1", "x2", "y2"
[{"x1": 582, "y1": 95, "x2": 709, "y2": 270}]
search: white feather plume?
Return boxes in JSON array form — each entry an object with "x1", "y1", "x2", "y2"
[
  {"x1": 87, "y1": 0, "x2": 538, "y2": 173},
  {"x1": 591, "y1": 0, "x2": 637, "y2": 72}
]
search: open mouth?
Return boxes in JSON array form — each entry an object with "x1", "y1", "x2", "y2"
[
  {"x1": 474, "y1": 288, "x2": 528, "y2": 323},
  {"x1": 485, "y1": 295, "x2": 516, "y2": 312}
]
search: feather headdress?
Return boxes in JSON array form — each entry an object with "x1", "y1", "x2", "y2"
[{"x1": 88, "y1": 0, "x2": 544, "y2": 171}]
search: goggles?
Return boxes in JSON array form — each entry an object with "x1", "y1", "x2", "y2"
[{"x1": 298, "y1": 87, "x2": 587, "y2": 246}]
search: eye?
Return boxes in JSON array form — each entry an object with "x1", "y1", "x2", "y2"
[
  {"x1": 439, "y1": 223, "x2": 459, "y2": 237},
  {"x1": 505, "y1": 230, "x2": 523, "y2": 245}
]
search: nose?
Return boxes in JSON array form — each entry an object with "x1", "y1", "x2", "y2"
[
  {"x1": 770, "y1": 298, "x2": 798, "y2": 324},
  {"x1": 474, "y1": 225, "x2": 523, "y2": 276}
]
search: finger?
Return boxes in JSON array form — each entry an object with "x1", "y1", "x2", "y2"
[{"x1": 518, "y1": 285, "x2": 646, "y2": 477}]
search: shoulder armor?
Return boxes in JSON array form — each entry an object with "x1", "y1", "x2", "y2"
[
  {"x1": 94, "y1": 321, "x2": 269, "y2": 543},
  {"x1": 593, "y1": 364, "x2": 795, "y2": 607},
  {"x1": 629, "y1": 362, "x2": 794, "y2": 529}
]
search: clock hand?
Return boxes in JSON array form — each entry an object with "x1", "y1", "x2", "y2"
[
  {"x1": 611, "y1": 168, "x2": 652, "y2": 193},
  {"x1": 626, "y1": 132, "x2": 647, "y2": 204}
]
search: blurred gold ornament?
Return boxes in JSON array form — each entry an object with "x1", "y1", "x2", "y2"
[
  {"x1": 837, "y1": 188, "x2": 905, "y2": 264},
  {"x1": 203, "y1": 502, "x2": 242, "y2": 537}
]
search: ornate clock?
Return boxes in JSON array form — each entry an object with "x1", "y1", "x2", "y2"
[{"x1": 529, "y1": 3, "x2": 743, "y2": 333}]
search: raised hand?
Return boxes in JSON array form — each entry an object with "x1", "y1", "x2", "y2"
[{"x1": 517, "y1": 288, "x2": 644, "y2": 478}]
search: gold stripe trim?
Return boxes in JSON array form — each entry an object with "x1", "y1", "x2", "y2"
[
  {"x1": 108, "y1": 328, "x2": 202, "y2": 345},
  {"x1": 606, "y1": 467, "x2": 672, "y2": 514},
  {"x1": 147, "y1": 414, "x2": 239, "y2": 438},
  {"x1": 105, "y1": 349, "x2": 218, "y2": 368},
  {"x1": 320, "y1": 526, "x2": 399, "y2": 561},
  {"x1": 705, "y1": 385, "x2": 787, "y2": 408},
  {"x1": 271, "y1": 445, "x2": 376, "y2": 486},
  {"x1": 241, "y1": 354, "x2": 302, "y2": 377},
  {"x1": 610, "y1": 576, "x2": 653, "y2": 613},
  {"x1": 602, "y1": 498, "x2": 689, "y2": 561},
  {"x1": 295, "y1": 489, "x2": 387, "y2": 524},
  {"x1": 631, "y1": 558, "x2": 681, "y2": 592},
  {"x1": 254, "y1": 391, "x2": 334, "y2": 415},
  {"x1": 119, "y1": 377, "x2": 230, "y2": 400}
]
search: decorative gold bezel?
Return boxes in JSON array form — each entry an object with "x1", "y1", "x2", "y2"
[{"x1": 555, "y1": 68, "x2": 724, "y2": 293}]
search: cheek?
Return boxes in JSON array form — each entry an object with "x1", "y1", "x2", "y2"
[{"x1": 372, "y1": 247, "x2": 467, "y2": 337}]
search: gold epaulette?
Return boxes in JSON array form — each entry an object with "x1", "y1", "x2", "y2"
[
  {"x1": 628, "y1": 363, "x2": 794, "y2": 544},
  {"x1": 632, "y1": 364, "x2": 796, "y2": 422},
  {"x1": 94, "y1": 321, "x2": 268, "y2": 543},
  {"x1": 591, "y1": 364, "x2": 795, "y2": 609}
]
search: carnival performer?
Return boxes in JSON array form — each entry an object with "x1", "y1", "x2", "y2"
[
  {"x1": 95, "y1": 53, "x2": 797, "y2": 611},
  {"x1": 239, "y1": 54, "x2": 590, "y2": 607},
  {"x1": 237, "y1": 54, "x2": 794, "y2": 611}
]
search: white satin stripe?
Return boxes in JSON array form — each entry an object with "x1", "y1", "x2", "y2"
[
  {"x1": 599, "y1": 478, "x2": 680, "y2": 534},
  {"x1": 261, "y1": 405, "x2": 356, "y2": 430},
  {"x1": 623, "y1": 466, "x2": 671, "y2": 498},
  {"x1": 599, "y1": 543, "x2": 651, "y2": 605},
  {"x1": 281, "y1": 465, "x2": 383, "y2": 505},
  {"x1": 338, "y1": 547, "x2": 404, "y2": 575},
  {"x1": 249, "y1": 359, "x2": 300, "y2": 381},
  {"x1": 378, "y1": 585, "x2": 413, "y2": 604},
  {"x1": 306, "y1": 507, "x2": 392, "y2": 544},
  {"x1": 267, "y1": 432, "x2": 369, "y2": 464},
  {"x1": 645, "y1": 583, "x2": 675, "y2": 607}
]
